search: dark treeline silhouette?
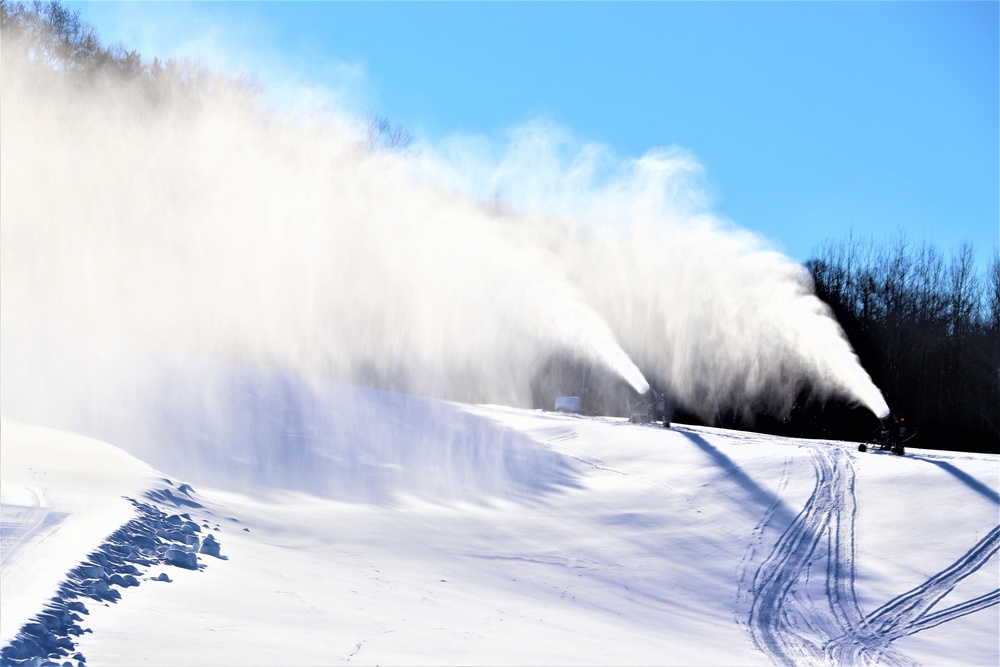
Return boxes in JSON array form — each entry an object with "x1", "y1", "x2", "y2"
[
  {"x1": 533, "y1": 236, "x2": 999, "y2": 456},
  {"x1": 800, "y1": 233, "x2": 999, "y2": 454}
]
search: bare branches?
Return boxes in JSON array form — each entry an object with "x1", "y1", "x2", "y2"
[
  {"x1": 989, "y1": 250, "x2": 1000, "y2": 335},
  {"x1": 808, "y1": 233, "x2": 998, "y2": 452},
  {"x1": 1, "y1": 0, "x2": 265, "y2": 112},
  {"x1": 365, "y1": 113, "x2": 411, "y2": 153}
]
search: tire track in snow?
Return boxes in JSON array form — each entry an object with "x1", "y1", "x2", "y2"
[
  {"x1": 864, "y1": 525, "x2": 1000, "y2": 637},
  {"x1": 829, "y1": 525, "x2": 1000, "y2": 665},
  {"x1": 741, "y1": 447, "x2": 999, "y2": 666},
  {"x1": 0, "y1": 489, "x2": 64, "y2": 570},
  {"x1": 743, "y1": 447, "x2": 864, "y2": 665},
  {"x1": 736, "y1": 455, "x2": 792, "y2": 622}
]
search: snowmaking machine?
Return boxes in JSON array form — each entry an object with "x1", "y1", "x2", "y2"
[
  {"x1": 629, "y1": 389, "x2": 671, "y2": 428},
  {"x1": 858, "y1": 413, "x2": 909, "y2": 456}
]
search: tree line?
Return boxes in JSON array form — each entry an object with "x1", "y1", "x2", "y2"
[
  {"x1": 532, "y1": 234, "x2": 998, "y2": 456},
  {"x1": 1, "y1": 0, "x2": 263, "y2": 106},
  {"x1": 2, "y1": 0, "x2": 408, "y2": 154},
  {"x1": 801, "y1": 234, "x2": 998, "y2": 454}
]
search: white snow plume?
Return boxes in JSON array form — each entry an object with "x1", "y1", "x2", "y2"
[
  {"x1": 1, "y1": 48, "x2": 888, "y2": 431},
  {"x1": 0, "y1": 56, "x2": 647, "y2": 418},
  {"x1": 423, "y1": 125, "x2": 890, "y2": 420}
]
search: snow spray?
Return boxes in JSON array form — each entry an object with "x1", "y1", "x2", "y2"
[
  {"x1": 0, "y1": 47, "x2": 889, "y2": 433},
  {"x1": 420, "y1": 125, "x2": 891, "y2": 420},
  {"x1": 0, "y1": 54, "x2": 648, "y2": 415}
]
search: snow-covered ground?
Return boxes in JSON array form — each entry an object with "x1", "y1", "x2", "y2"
[{"x1": 2, "y1": 380, "x2": 998, "y2": 665}]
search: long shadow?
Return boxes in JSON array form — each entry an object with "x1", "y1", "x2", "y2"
[
  {"x1": 674, "y1": 427, "x2": 797, "y2": 526},
  {"x1": 917, "y1": 458, "x2": 1000, "y2": 506}
]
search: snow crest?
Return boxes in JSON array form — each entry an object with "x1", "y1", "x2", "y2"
[{"x1": 1, "y1": 488, "x2": 226, "y2": 667}]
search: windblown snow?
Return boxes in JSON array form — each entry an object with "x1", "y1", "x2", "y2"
[{"x1": 1, "y1": 353, "x2": 997, "y2": 666}]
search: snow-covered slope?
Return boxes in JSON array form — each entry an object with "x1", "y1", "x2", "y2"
[{"x1": 2, "y1": 389, "x2": 998, "y2": 666}]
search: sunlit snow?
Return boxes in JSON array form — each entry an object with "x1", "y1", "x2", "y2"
[{"x1": 2, "y1": 353, "x2": 996, "y2": 666}]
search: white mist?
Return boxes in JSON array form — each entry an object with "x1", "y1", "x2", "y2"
[{"x1": 1, "y1": 52, "x2": 887, "y2": 439}]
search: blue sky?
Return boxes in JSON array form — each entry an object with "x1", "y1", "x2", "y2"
[{"x1": 71, "y1": 1, "x2": 998, "y2": 269}]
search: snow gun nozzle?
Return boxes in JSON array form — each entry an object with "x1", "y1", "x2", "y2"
[{"x1": 878, "y1": 410, "x2": 905, "y2": 429}]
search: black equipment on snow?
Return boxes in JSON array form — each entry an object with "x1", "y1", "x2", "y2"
[
  {"x1": 629, "y1": 389, "x2": 671, "y2": 428},
  {"x1": 858, "y1": 413, "x2": 908, "y2": 456}
]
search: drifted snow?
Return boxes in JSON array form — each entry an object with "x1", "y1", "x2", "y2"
[
  {"x1": 0, "y1": 421, "x2": 159, "y2": 645},
  {"x1": 2, "y1": 392, "x2": 998, "y2": 666}
]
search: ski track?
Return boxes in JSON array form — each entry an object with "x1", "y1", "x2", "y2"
[
  {"x1": 0, "y1": 490, "x2": 68, "y2": 571},
  {"x1": 0, "y1": 486, "x2": 227, "y2": 667},
  {"x1": 741, "y1": 446, "x2": 1000, "y2": 667}
]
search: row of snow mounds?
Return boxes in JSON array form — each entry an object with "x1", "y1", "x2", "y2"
[{"x1": 0, "y1": 493, "x2": 227, "y2": 667}]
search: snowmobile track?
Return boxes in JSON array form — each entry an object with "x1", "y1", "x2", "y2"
[
  {"x1": 842, "y1": 525, "x2": 1000, "y2": 659},
  {"x1": 741, "y1": 446, "x2": 999, "y2": 667}
]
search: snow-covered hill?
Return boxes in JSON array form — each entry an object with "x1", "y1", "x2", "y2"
[{"x1": 2, "y1": 383, "x2": 997, "y2": 666}]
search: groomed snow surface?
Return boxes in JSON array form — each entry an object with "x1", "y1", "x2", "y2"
[{"x1": 2, "y1": 382, "x2": 998, "y2": 666}]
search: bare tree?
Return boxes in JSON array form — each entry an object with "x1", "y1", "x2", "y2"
[
  {"x1": 988, "y1": 250, "x2": 1000, "y2": 334},
  {"x1": 365, "y1": 113, "x2": 411, "y2": 153},
  {"x1": 807, "y1": 232, "x2": 996, "y2": 452},
  {"x1": 946, "y1": 243, "x2": 980, "y2": 337}
]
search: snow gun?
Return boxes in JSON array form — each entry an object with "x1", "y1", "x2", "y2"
[
  {"x1": 858, "y1": 412, "x2": 910, "y2": 456},
  {"x1": 628, "y1": 389, "x2": 671, "y2": 428}
]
